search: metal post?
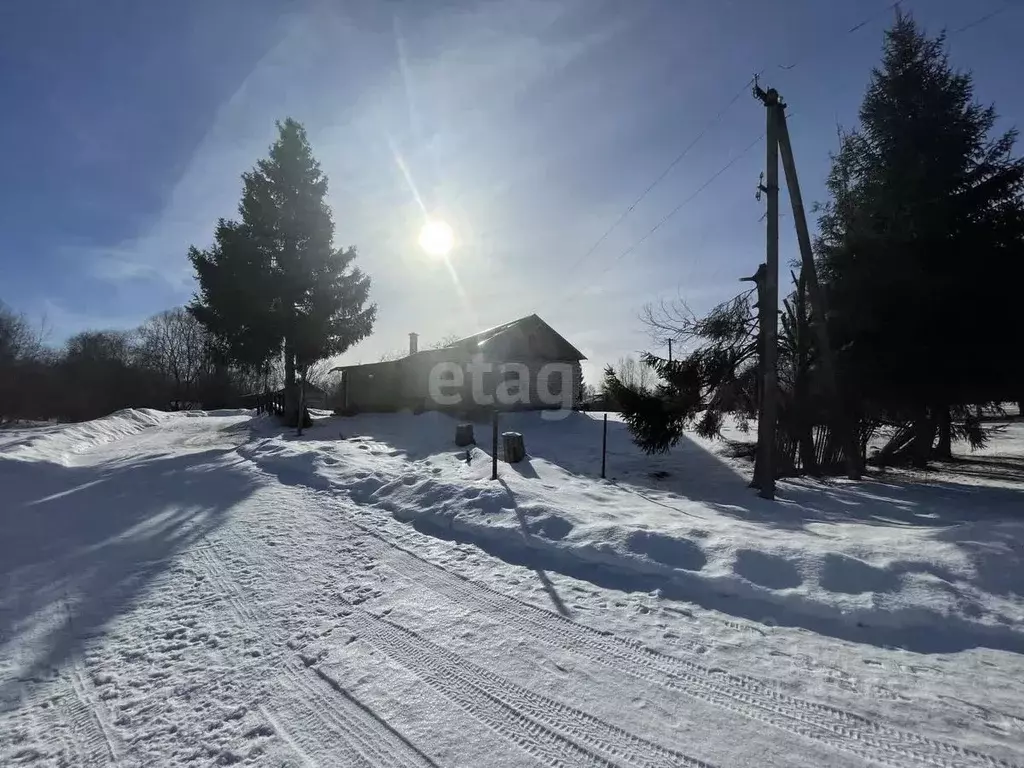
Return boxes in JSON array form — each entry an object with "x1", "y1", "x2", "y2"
[
  {"x1": 601, "y1": 413, "x2": 608, "y2": 478},
  {"x1": 491, "y1": 410, "x2": 498, "y2": 480}
]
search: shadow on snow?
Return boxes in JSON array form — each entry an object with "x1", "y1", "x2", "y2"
[
  {"x1": 0, "y1": 446, "x2": 257, "y2": 702},
  {"x1": 278, "y1": 411, "x2": 1024, "y2": 654}
]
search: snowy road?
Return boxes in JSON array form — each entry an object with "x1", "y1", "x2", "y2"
[{"x1": 2, "y1": 413, "x2": 1022, "y2": 766}]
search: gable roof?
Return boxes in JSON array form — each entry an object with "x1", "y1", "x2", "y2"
[
  {"x1": 330, "y1": 314, "x2": 585, "y2": 373},
  {"x1": 438, "y1": 314, "x2": 586, "y2": 361}
]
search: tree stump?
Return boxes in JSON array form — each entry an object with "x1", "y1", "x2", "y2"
[
  {"x1": 502, "y1": 431, "x2": 525, "y2": 463},
  {"x1": 455, "y1": 423, "x2": 475, "y2": 447}
]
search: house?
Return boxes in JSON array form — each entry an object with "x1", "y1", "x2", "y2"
[{"x1": 331, "y1": 314, "x2": 585, "y2": 414}]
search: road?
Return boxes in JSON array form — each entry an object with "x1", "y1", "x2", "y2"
[{"x1": 1, "y1": 414, "x2": 1018, "y2": 767}]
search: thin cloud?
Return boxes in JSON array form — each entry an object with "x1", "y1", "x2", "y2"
[{"x1": 81, "y1": 8, "x2": 337, "y2": 292}]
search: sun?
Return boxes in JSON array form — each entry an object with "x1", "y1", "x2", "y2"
[{"x1": 418, "y1": 218, "x2": 455, "y2": 258}]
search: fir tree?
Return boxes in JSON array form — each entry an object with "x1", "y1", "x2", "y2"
[
  {"x1": 189, "y1": 119, "x2": 376, "y2": 424},
  {"x1": 817, "y1": 12, "x2": 1024, "y2": 465}
]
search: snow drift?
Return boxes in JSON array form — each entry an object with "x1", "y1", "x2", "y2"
[
  {"x1": 240, "y1": 410, "x2": 1024, "y2": 653},
  {"x1": 0, "y1": 408, "x2": 172, "y2": 465}
]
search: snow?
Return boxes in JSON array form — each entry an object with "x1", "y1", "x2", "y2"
[
  {"x1": 0, "y1": 408, "x2": 172, "y2": 464},
  {"x1": 243, "y1": 410, "x2": 1024, "y2": 654},
  {"x1": 2, "y1": 409, "x2": 1023, "y2": 766}
]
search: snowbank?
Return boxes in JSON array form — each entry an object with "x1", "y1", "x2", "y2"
[
  {"x1": 0, "y1": 407, "x2": 256, "y2": 465},
  {"x1": 240, "y1": 411, "x2": 1024, "y2": 652},
  {"x1": 0, "y1": 408, "x2": 172, "y2": 465}
]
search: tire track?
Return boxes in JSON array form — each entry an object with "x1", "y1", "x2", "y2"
[
  {"x1": 6, "y1": 684, "x2": 77, "y2": 767},
  {"x1": 351, "y1": 610, "x2": 713, "y2": 768},
  {"x1": 208, "y1": 527, "x2": 694, "y2": 767},
  {"x1": 280, "y1": 656, "x2": 430, "y2": 768},
  {"x1": 257, "y1": 704, "x2": 316, "y2": 767},
  {"x1": 346, "y1": 521, "x2": 1016, "y2": 768},
  {"x1": 264, "y1": 669, "x2": 378, "y2": 768},
  {"x1": 349, "y1": 610, "x2": 620, "y2": 768},
  {"x1": 50, "y1": 599, "x2": 128, "y2": 767},
  {"x1": 65, "y1": 661, "x2": 123, "y2": 766},
  {"x1": 190, "y1": 538, "x2": 435, "y2": 768},
  {"x1": 221, "y1": 460, "x2": 1017, "y2": 768}
]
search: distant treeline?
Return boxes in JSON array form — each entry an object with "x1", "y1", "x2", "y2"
[{"x1": 0, "y1": 304, "x2": 271, "y2": 424}]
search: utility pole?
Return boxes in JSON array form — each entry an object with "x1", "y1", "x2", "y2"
[
  {"x1": 667, "y1": 339, "x2": 673, "y2": 364},
  {"x1": 775, "y1": 103, "x2": 861, "y2": 480},
  {"x1": 741, "y1": 264, "x2": 769, "y2": 492},
  {"x1": 753, "y1": 81, "x2": 780, "y2": 500}
]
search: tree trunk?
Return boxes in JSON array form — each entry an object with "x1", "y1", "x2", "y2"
[
  {"x1": 283, "y1": 342, "x2": 300, "y2": 428},
  {"x1": 793, "y1": 270, "x2": 818, "y2": 476},
  {"x1": 910, "y1": 407, "x2": 935, "y2": 469},
  {"x1": 296, "y1": 372, "x2": 306, "y2": 436},
  {"x1": 934, "y1": 406, "x2": 952, "y2": 460}
]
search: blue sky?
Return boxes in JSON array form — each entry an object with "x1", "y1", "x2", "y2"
[{"x1": 3, "y1": 0, "x2": 1022, "y2": 383}]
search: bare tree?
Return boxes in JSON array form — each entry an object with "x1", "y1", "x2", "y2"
[
  {"x1": 430, "y1": 334, "x2": 460, "y2": 350},
  {"x1": 137, "y1": 308, "x2": 209, "y2": 404},
  {"x1": 0, "y1": 303, "x2": 47, "y2": 423},
  {"x1": 640, "y1": 295, "x2": 696, "y2": 343},
  {"x1": 609, "y1": 355, "x2": 654, "y2": 393},
  {"x1": 0, "y1": 302, "x2": 43, "y2": 362}
]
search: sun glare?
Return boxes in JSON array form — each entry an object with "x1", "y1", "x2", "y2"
[{"x1": 419, "y1": 219, "x2": 455, "y2": 258}]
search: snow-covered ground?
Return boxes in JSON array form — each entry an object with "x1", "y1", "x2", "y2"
[
  {"x1": 2, "y1": 409, "x2": 1023, "y2": 766},
  {"x1": 244, "y1": 410, "x2": 1024, "y2": 653}
]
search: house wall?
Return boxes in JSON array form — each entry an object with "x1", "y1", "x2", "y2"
[
  {"x1": 339, "y1": 321, "x2": 584, "y2": 413},
  {"x1": 303, "y1": 389, "x2": 327, "y2": 409},
  {"x1": 341, "y1": 362, "x2": 405, "y2": 412}
]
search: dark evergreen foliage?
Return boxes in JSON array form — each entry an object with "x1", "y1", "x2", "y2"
[
  {"x1": 816, "y1": 12, "x2": 1024, "y2": 464},
  {"x1": 611, "y1": 13, "x2": 1024, "y2": 470},
  {"x1": 604, "y1": 293, "x2": 759, "y2": 453},
  {"x1": 188, "y1": 119, "x2": 376, "y2": 415}
]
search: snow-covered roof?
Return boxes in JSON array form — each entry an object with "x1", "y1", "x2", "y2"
[
  {"x1": 331, "y1": 314, "x2": 585, "y2": 373},
  {"x1": 436, "y1": 313, "x2": 586, "y2": 361}
]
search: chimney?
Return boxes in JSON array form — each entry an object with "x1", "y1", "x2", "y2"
[{"x1": 409, "y1": 332, "x2": 419, "y2": 356}]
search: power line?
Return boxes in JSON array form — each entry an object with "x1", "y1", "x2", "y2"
[
  {"x1": 556, "y1": 76, "x2": 758, "y2": 281},
  {"x1": 558, "y1": 131, "x2": 765, "y2": 310},
  {"x1": 550, "y1": 2, "x2": 901, "y2": 304},
  {"x1": 545, "y1": 0, "x2": 1016, "y2": 315},
  {"x1": 778, "y1": 1, "x2": 901, "y2": 71},
  {"x1": 949, "y1": 1, "x2": 1021, "y2": 35}
]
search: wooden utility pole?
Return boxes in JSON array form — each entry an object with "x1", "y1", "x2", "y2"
[
  {"x1": 753, "y1": 83, "x2": 780, "y2": 500},
  {"x1": 775, "y1": 105, "x2": 861, "y2": 480},
  {"x1": 667, "y1": 339, "x2": 673, "y2": 364},
  {"x1": 742, "y1": 264, "x2": 768, "y2": 491}
]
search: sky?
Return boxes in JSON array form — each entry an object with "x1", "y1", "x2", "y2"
[{"x1": 3, "y1": 0, "x2": 1023, "y2": 385}]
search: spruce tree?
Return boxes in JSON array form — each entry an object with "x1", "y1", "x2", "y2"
[
  {"x1": 817, "y1": 12, "x2": 1024, "y2": 465},
  {"x1": 189, "y1": 119, "x2": 376, "y2": 424}
]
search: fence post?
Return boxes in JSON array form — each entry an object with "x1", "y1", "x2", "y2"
[
  {"x1": 601, "y1": 413, "x2": 608, "y2": 479},
  {"x1": 491, "y1": 410, "x2": 498, "y2": 481}
]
